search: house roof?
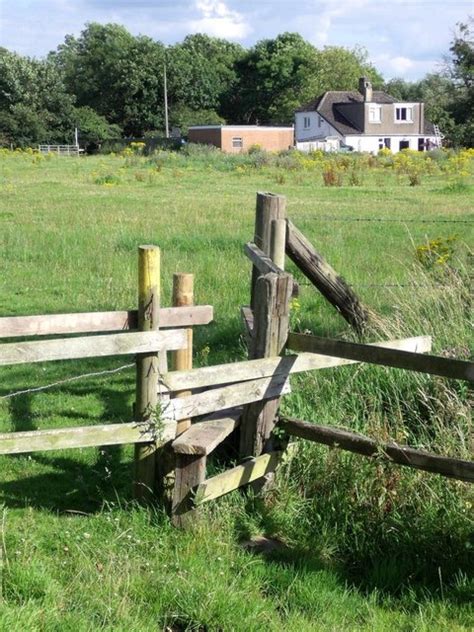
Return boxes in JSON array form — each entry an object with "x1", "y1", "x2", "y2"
[
  {"x1": 297, "y1": 90, "x2": 396, "y2": 135},
  {"x1": 297, "y1": 90, "x2": 436, "y2": 137}
]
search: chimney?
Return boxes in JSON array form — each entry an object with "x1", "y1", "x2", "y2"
[{"x1": 358, "y1": 77, "x2": 373, "y2": 102}]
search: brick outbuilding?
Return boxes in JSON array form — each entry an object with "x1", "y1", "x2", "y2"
[{"x1": 187, "y1": 125, "x2": 295, "y2": 153}]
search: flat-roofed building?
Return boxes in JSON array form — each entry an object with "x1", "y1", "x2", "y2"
[{"x1": 188, "y1": 125, "x2": 294, "y2": 153}]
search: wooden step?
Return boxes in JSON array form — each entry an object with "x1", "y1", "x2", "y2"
[{"x1": 172, "y1": 412, "x2": 241, "y2": 456}]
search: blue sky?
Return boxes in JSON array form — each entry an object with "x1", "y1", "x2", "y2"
[{"x1": 0, "y1": 0, "x2": 471, "y2": 80}]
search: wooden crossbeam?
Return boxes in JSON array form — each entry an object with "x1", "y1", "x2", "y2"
[
  {"x1": 287, "y1": 333, "x2": 474, "y2": 382},
  {"x1": 163, "y1": 336, "x2": 432, "y2": 392},
  {"x1": 244, "y1": 242, "x2": 282, "y2": 275},
  {"x1": 0, "y1": 420, "x2": 177, "y2": 455},
  {"x1": 163, "y1": 374, "x2": 291, "y2": 422},
  {"x1": 279, "y1": 417, "x2": 474, "y2": 483},
  {"x1": 194, "y1": 451, "x2": 283, "y2": 504},
  {"x1": 0, "y1": 305, "x2": 213, "y2": 339},
  {"x1": 0, "y1": 330, "x2": 187, "y2": 366}
]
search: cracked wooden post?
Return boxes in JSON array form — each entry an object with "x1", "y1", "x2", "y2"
[
  {"x1": 134, "y1": 245, "x2": 160, "y2": 502},
  {"x1": 240, "y1": 272, "x2": 292, "y2": 460},
  {"x1": 250, "y1": 193, "x2": 287, "y2": 310}
]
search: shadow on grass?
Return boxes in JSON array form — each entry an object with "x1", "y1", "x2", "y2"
[{"x1": 0, "y1": 370, "x2": 135, "y2": 514}]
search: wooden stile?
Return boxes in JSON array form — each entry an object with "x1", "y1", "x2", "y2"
[
  {"x1": 279, "y1": 417, "x2": 474, "y2": 483},
  {"x1": 285, "y1": 220, "x2": 368, "y2": 333},
  {"x1": 0, "y1": 306, "x2": 213, "y2": 339},
  {"x1": 134, "y1": 245, "x2": 161, "y2": 501},
  {"x1": 287, "y1": 333, "x2": 474, "y2": 382}
]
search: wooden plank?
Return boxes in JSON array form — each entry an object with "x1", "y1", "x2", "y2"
[
  {"x1": 0, "y1": 330, "x2": 187, "y2": 367},
  {"x1": 164, "y1": 374, "x2": 291, "y2": 422},
  {"x1": 0, "y1": 420, "x2": 177, "y2": 455},
  {"x1": 163, "y1": 336, "x2": 432, "y2": 392},
  {"x1": 134, "y1": 245, "x2": 160, "y2": 501},
  {"x1": 244, "y1": 242, "x2": 282, "y2": 275},
  {"x1": 194, "y1": 452, "x2": 283, "y2": 504},
  {"x1": 279, "y1": 417, "x2": 474, "y2": 483},
  {"x1": 287, "y1": 334, "x2": 474, "y2": 383},
  {"x1": 172, "y1": 414, "x2": 241, "y2": 455},
  {"x1": 240, "y1": 273, "x2": 293, "y2": 458},
  {"x1": 0, "y1": 306, "x2": 213, "y2": 339},
  {"x1": 286, "y1": 220, "x2": 368, "y2": 332}
]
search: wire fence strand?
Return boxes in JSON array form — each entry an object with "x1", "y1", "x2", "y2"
[{"x1": 0, "y1": 363, "x2": 135, "y2": 400}]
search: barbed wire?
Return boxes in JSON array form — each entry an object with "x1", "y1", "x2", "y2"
[
  {"x1": 299, "y1": 216, "x2": 473, "y2": 224},
  {"x1": 0, "y1": 363, "x2": 135, "y2": 400}
]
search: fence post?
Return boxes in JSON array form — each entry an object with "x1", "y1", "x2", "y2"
[
  {"x1": 169, "y1": 273, "x2": 206, "y2": 527},
  {"x1": 270, "y1": 218, "x2": 286, "y2": 270},
  {"x1": 250, "y1": 193, "x2": 287, "y2": 310},
  {"x1": 240, "y1": 272, "x2": 292, "y2": 459},
  {"x1": 172, "y1": 273, "x2": 194, "y2": 436},
  {"x1": 134, "y1": 245, "x2": 160, "y2": 502}
]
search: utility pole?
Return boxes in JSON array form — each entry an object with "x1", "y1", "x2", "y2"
[{"x1": 163, "y1": 63, "x2": 169, "y2": 138}]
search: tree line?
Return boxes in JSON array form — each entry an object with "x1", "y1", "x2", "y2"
[{"x1": 0, "y1": 19, "x2": 472, "y2": 148}]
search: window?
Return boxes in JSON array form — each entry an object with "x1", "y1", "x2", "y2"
[
  {"x1": 395, "y1": 106, "x2": 413, "y2": 123},
  {"x1": 318, "y1": 116, "x2": 323, "y2": 128},
  {"x1": 232, "y1": 137, "x2": 243, "y2": 148},
  {"x1": 369, "y1": 105, "x2": 381, "y2": 123},
  {"x1": 303, "y1": 116, "x2": 311, "y2": 129},
  {"x1": 378, "y1": 137, "x2": 391, "y2": 150},
  {"x1": 399, "y1": 140, "x2": 410, "y2": 150}
]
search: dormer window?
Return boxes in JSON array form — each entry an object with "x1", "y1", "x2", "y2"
[
  {"x1": 368, "y1": 105, "x2": 381, "y2": 123},
  {"x1": 395, "y1": 105, "x2": 414, "y2": 123}
]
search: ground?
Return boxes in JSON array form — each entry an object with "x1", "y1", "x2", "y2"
[{"x1": 0, "y1": 147, "x2": 472, "y2": 630}]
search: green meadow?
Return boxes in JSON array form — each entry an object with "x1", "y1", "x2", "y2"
[{"x1": 0, "y1": 147, "x2": 472, "y2": 630}]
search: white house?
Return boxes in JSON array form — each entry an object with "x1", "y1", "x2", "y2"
[{"x1": 295, "y1": 78, "x2": 442, "y2": 154}]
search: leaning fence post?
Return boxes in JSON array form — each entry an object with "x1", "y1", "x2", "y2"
[
  {"x1": 240, "y1": 272, "x2": 292, "y2": 459},
  {"x1": 134, "y1": 245, "x2": 160, "y2": 502},
  {"x1": 250, "y1": 192, "x2": 287, "y2": 310}
]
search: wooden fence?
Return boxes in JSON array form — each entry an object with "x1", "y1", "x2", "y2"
[{"x1": 0, "y1": 194, "x2": 472, "y2": 528}]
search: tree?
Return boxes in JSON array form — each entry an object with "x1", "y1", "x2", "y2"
[
  {"x1": 227, "y1": 35, "x2": 383, "y2": 124},
  {"x1": 167, "y1": 34, "x2": 244, "y2": 116},
  {"x1": 444, "y1": 18, "x2": 474, "y2": 146},
  {"x1": 52, "y1": 23, "x2": 166, "y2": 135},
  {"x1": 0, "y1": 49, "x2": 75, "y2": 145}
]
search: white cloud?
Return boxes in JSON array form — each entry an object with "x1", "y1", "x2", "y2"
[{"x1": 189, "y1": 0, "x2": 250, "y2": 40}]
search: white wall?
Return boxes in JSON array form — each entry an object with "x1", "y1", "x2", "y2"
[
  {"x1": 295, "y1": 112, "x2": 340, "y2": 141},
  {"x1": 344, "y1": 135, "x2": 439, "y2": 154}
]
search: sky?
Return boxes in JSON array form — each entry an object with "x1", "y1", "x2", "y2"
[{"x1": 0, "y1": 0, "x2": 472, "y2": 80}]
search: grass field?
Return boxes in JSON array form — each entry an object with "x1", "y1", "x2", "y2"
[{"x1": 0, "y1": 147, "x2": 472, "y2": 630}]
